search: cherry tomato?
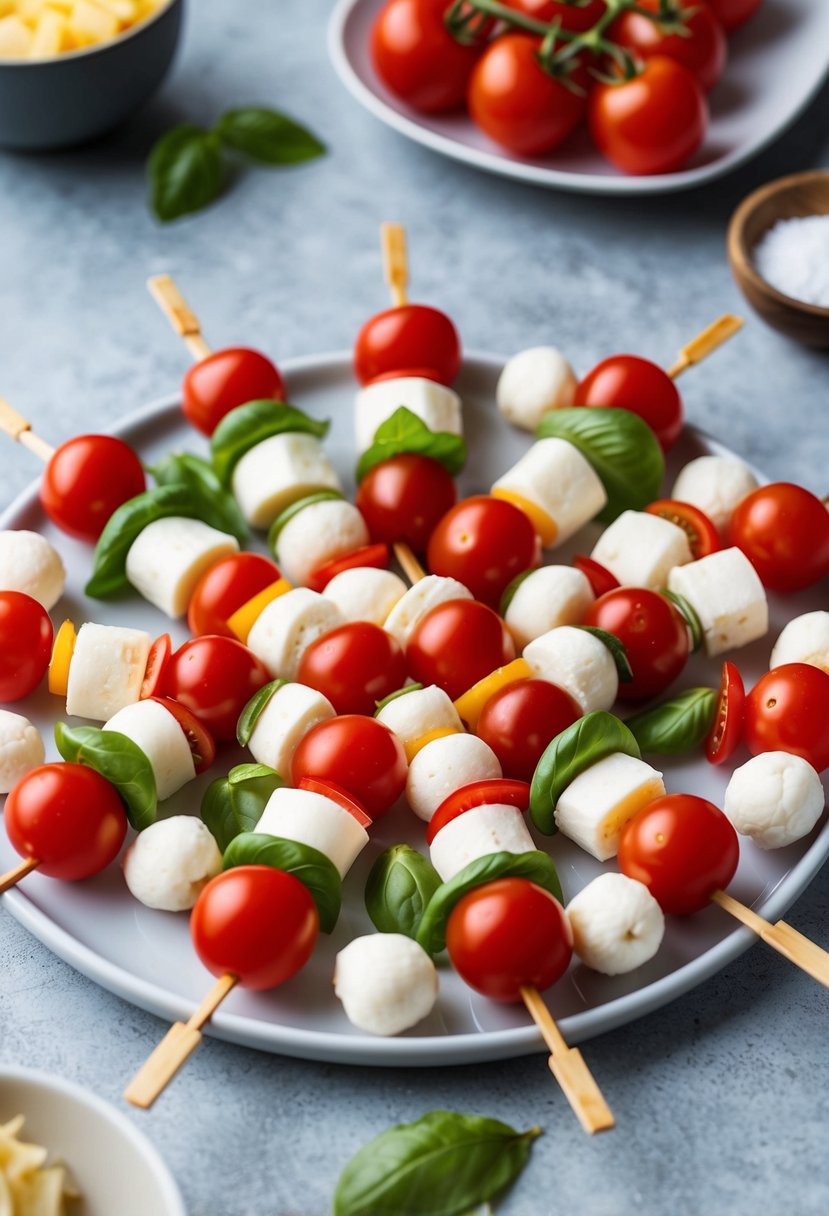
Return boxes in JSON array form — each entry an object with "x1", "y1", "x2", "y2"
[
  {"x1": 426, "y1": 778, "x2": 531, "y2": 845},
  {"x1": 162, "y1": 635, "x2": 270, "y2": 743},
  {"x1": 645, "y1": 499, "x2": 720, "y2": 559},
  {"x1": 354, "y1": 305, "x2": 461, "y2": 386},
  {"x1": 572, "y1": 555, "x2": 620, "y2": 598},
  {"x1": 706, "y1": 0, "x2": 762, "y2": 33},
  {"x1": 467, "y1": 34, "x2": 587, "y2": 157},
  {"x1": 182, "y1": 348, "x2": 285, "y2": 437},
  {"x1": 427, "y1": 496, "x2": 540, "y2": 608},
  {"x1": 297, "y1": 622, "x2": 408, "y2": 716},
  {"x1": 306, "y1": 544, "x2": 390, "y2": 594},
  {"x1": 297, "y1": 777, "x2": 372, "y2": 828},
  {"x1": 41, "y1": 435, "x2": 146, "y2": 542},
  {"x1": 407, "y1": 599, "x2": 516, "y2": 700},
  {"x1": 610, "y1": 1, "x2": 727, "y2": 93},
  {"x1": 477, "y1": 679, "x2": 581, "y2": 781},
  {"x1": 367, "y1": 367, "x2": 445, "y2": 385},
  {"x1": 356, "y1": 455, "x2": 457, "y2": 551},
  {"x1": 187, "y1": 553, "x2": 282, "y2": 639},
  {"x1": 729, "y1": 483, "x2": 829, "y2": 592},
  {"x1": 588, "y1": 56, "x2": 707, "y2": 177},
  {"x1": 705, "y1": 660, "x2": 745, "y2": 766},
  {"x1": 744, "y1": 664, "x2": 829, "y2": 773},
  {"x1": 584, "y1": 588, "x2": 689, "y2": 703},
  {"x1": 574, "y1": 355, "x2": 682, "y2": 451},
  {"x1": 150, "y1": 696, "x2": 216, "y2": 774},
  {"x1": 618, "y1": 793, "x2": 739, "y2": 915},
  {"x1": 190, "y1": 866, "x2": 318, "y2": 990},
  {"x1": 5, "y1": 763, "x2": 127, "y2": 880},
  {"x1": 292, "y1": 715, "x2": 407, "y2": 818},
  {"x1": 446, "y1": 877, "x2": 572, "y2": 1002},
  {"x1": 371, "y1": 0, "x2": 486, "y2": 113},
  {"x1": 504, "y1": 0, "x2": 605, "y2": 32},
  {"x1": 0, "y1": 591, "x2": 53, "y2": 702},
  {"x1": 140, "y1": 634, "x2": 172, "y2": 699}
]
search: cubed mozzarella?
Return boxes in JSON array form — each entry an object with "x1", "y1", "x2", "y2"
[
  {"x1": 384, "y1": 576, "x2": 472, "y2": 649},
  {"x1": 334, "y1": 934, "x2": 438, "y2": 1036},
  {"x1": 671, "y1": 455, "x2": 758, "y2": 537},
  {"x1": 255, "y1": 786, "x2": 369, "y2": 878},
  {"x1": 429, "y1": 803, "x2": 535, "y2": 882},
  {"x1": 0, "y1": 530, "x2": 65, "y2": 610},
  {"x1": 724, "y1": 752, "x2": 825, "y2": 849},
  {"x1": 231, "y1": 432, "x2": 341, "y2": 529},
  {"x1": 104, "y1": 699, "x2": 195, "y2": 802},
  {"x1": 0, "y1": 711, "x2": 44, "y2": 794},
  {"x1": 567, "y1": 873, "x2": 664, "y2": 975},
  {"x1": 274, "y1": 499, "x2": 369, "y2": 588},
  {"x1": 66, "y1": 623, "x2": 151, "y2": 721},
  {"x1": 406, "y1": 733, "x2": 501, "y2": 822},
  {"x1": 246, "y1": 588, "x2": 344, "y2": 681},
  {"x1": 555, "y1": 752, "x2": 665, "y2": 861},
  {"x1": 355, "y1": 377, "x2": 462, "y2": 454},
  {"x1": 376, "y1": 684, "x2": 463, "y2": 753},
  {"x1": 492, "y1": 438, "x2": 607, "y2": 547},
  {"x1": 123, "y1": 817, "x2": 222, "y2": 912},
  {"x1": 504, "y1": 565, "x2": 594, "y2": 649},
  {"x1": 667, "y1": 547, "x2": 767, "y2": 656},
  {"x1": 591, "y1": 510, "x2": 692, "y2": 590},
  {"x1": 523, "y1": 626, "x2": 616, "y2": 714},
  {"x1": 125, "y1": 516, "x2": 238, "y2": 619},
  {"x1": 770, "y1": 611, "x2": 829, "y2": 673},
  {"x1": 246, "y1": 682, "x2": 335, "y2": 777},
  {"x1": 323, "y1": 567, "x2": 407, "y2": 627},
  {"x1": 495, "y1": 347, "x2": 577, "y2": 432}
]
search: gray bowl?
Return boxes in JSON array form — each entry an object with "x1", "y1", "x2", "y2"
[{"x1": 0, "y1": 0, "x2": 183, "y2": 151}]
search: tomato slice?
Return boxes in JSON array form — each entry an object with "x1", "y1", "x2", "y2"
[
  {"x1": 297, "y1": 776, "x2": 373, "y2": 828},
  {"x1": 150, "y1": 696, "x2": 216, "y2": 774},
  {"x1": 645, "y1": 500, "x2": 720, "y2": 560},
  {"x1": 426, "y1": 779, "x2": 530, "y2": 846},
  {"x1": 140, "y1": 634, "x2": 172, "y2": 699},
  {"x1": 573, "y1": 556, "x2": 620, "y2": 598},
  {"x1": 306, "y1": 544, "x2": 390, "y2": 594},
  {"x1": 705, "y1": 661, "x2": 745, "y2": 766}
]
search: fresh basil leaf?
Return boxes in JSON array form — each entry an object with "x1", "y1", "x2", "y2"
[
  {"x1": 664, "y1": 589, "x2": 704, "y2": 652},
  {"x1": 529, "y1": 711, "x2": 640, "y2": 835},
  {"x1": 236, "y1": 679, "x2": 289, "y2": 747},
  {"x1": 356, "y1": 407, "x2": 467, "y2": 483},
  {"x1": 211, "y1": 400, "x2": 329, "y2": 487},
  {"x1": 148, "y1": 124, "x2": 224, "y2": 223},
  {"x1": 536, "y1": 407, "x2": 664, "y2": 522},
  {"x1": 149, "y1": 451, "x2": 248, "y2": 544},
  {"x1": 267, "y1": 490, "x2": 344, "y2": 555},
  {"x1": 333, "y1": 1110, "x2": 540, "y2": 1216},
  {"x1": 374, "y1": 684, "x2": 423, "y2": 715},
  {"x1": 500, "y1": 569, "x2": 535, "y2": 617},
  {"x1": 54, "y1": 722, "x2": 157, "y2": 832},
  {"x1": 365, "y1": 844, "x2": 442, "y2": 939},
  {"x1": 416, "y1": 851, "x2": 562, "y2": 957},
  {"x1": 216, "y1": 107, "x2": 325, "y2": 165},
  {"x1": 200, "y1": 763, "x2": 284, "y2": 852},
  {"x1": 577, "y1": 625, "x2": 633, "y2": 683},
  {"x1": 222, "y1": 832, "x2": 341, "y2": 933},
  {"x1": 626, "y1": 687, "x2": 717, "y2": 756}
]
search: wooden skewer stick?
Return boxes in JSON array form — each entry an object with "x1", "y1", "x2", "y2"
[
  {"x1": 382, "y1": 222, "x2": 409, "y2": 308},
  {"x1": 393, "y1": 542, "x2": 427, "y2": 584},
  {"x1": 0, "y1": 857, "x2": 39, "y2": 896},
  {"x1": 667, "y1": 314, "x2": 743, "y2": 379},
  {"x1": 147, "y1": 274, "x2": 212, "y2": 362},
  {"x1": 0, "y1": 398, "x2": 55, "y2": 464},
  {"x1": 520, "y1": 985, "x2": 615, "y2": 1135},
  {"x1": 124, "y1": 972, "x2": 238, "y2": 1109},
  {"x1": 711, "y1": 890, "x2": 829, "y2": 989}
]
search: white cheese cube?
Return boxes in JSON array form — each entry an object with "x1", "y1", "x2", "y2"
[
  {"x1": 406, "y1": 733, "x2": 501, "y2": 823},
  {"x1": 672, "y1": 455, "x2": 758, "y2": 537},
  {"x1": 496, "y1": 346, "x2": 577, "y2": 432},
  {"x1": 523, "y1": 625, "x2": 616, "y2": 714},
  {"x1": 770, "y1": 611, "x2": 829, "y2": 673},
  {"x1": 376, "y1": 684, "x2": 463, "y2": 752},
  {"x1": 0, "y1": 529, "x2": 65, "y2": 610},
  {"x1": 246, "y1": 588, "x2": 344, "y2": 681},
  {"x1": 66, "y1": 623, "x2": 151, "y2": 722},
  {"x1": 384, "y1": 575, "x2": 472, "y2": 649},
  {"x1": 323, "y1": 567, "x2": 407, "y2": 627},
  {"x1": 504, "y1": 565, "x2": 594, "y2": 649},
  {"x1": 492, "y1": 437, "x2": 607, "y2": 547},
  {"x1": 104, "y1": 699, "x2": 195, "y2": 802},
  {"x1": 334, "y1": 934, "x2": 438, "y2": 1036},
  {"x1": 429, "y1": 803, "x2": 535, "y2": 882},
  {"x1": 256, "y1": 786, "x2": 369, "y2": 878},
  {"x1": 246, "y1": 681, "x2": 335, "y2": 777},
  {"x1": 724, "y1": 752, "x2": 825, "y2": 850},
  {"x1": 125, "y1": 516, "x2": 238, "y2": 619},
  {"x1": 231, "y1": 432, "x2": 341, "y2": 530},
  {"x1": 554, "y1": 752, "x2": 665, "y2": 862},
  {"x1": 591, "y1": 510, "x2": 692, "y2": 590},
  {"x1": 275, "y1": 499, "x2": 369, "y2": 588},
  {"x1": 355, "y1": 377, "x2": 462, "y2": 454},
  {"x1": 667, "y1": 547, "x2": 768, "y2": 657}
]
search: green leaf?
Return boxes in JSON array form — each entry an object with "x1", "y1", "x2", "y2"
[
  {"x1": 236, "y1": 679, "x2": 289, "y2": 747},
  {"x1": 210, "y1": 400, "x2": 329, "y2": 487},
  {"x1": 529, "y1": 711, "x2": 640, "y2": 835},
  {"x1": 626, "y1": 687, "x2": 717, "y2": 756},
  {"x1": 374, "y1": 684, "x2": 423, "y2": 716},
  {"x1": 200, "y1": 763, "x2": 285, "y2": 852},
  {"x1": 365, "y1": 845, "x2": 442, "y2": 939},
  {"x1": 54, "y1": 722, "x2": 157, "y2": 832},
  {"x1": 267, "y1": 490, "x2": 344, "y2": 555},
  {"x1": 356, "y1": 407, "x2": 467, "y2": 483},
  {"x1": 536, "y1": 407, "x2": 665, "y2": 522},
  {"x1": 577, "y1": 625, "x2": 633, "y2": 683},
  {"x1": 222, "y1": 832, "x2": 341, "y2": 933},
  {"x1": 149, "y1": 451, "x2": 248, "y2": 544},
  {"x1": 333, "y1": 1110, "x2": 540, "y2": 1216},
  {"x1": 216, "y1": 107, "x2": 325, "y2": 165},
  {"x1": 664, "y1": 589, "x2": 704, "y2": 652},
  {"x1": 148, "y1": 124, "x2": 224, "y2": 223},
  {"x1": 500, "y1": 569, "x2": 535, "y2": 617},
  {"x1": 416, "y1": 851, "x2": 562, "y2": 957}
]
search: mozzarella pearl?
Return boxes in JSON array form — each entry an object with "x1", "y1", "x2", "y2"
[
  {"x1": 770, "y1": 611, "x2": 829, "y2": 674},
  {"x1": 274, "y1": 499, "x2": 369, "y2": 588},
  {"x1": 523, "y1": 625, "x2": 616, "y2": 714},
  {"x1": 123, "y1": 817, "x2": 222, "y2": 912},
  {"x1": 406, "y1": 733, "x2": 501, "y2": 822},
  {"x1": 496, "y1": 346, "x2": 577, "y2": 432},
  {"x1": 504, "y1": 565, "x2": 594, "y2": 649},
  {"x1": 724, "y1": 752, "x2": 825, "y2": 849},
  {"x1": 324, "y1": 567, "x2": 407, "y2": 627},
  {"x1": 590, "y1": 509, "x2": 692, "y2": 591},
  {"x1": 667, "y1": 547, "x2": 768, "y2": 657},
  {"x1": 334, "y1": 934, "x2": 438, "y2": 1036},
  {"x1": 429, "y1": 803, "x2": 536, "y2": 882},
  {"x1": 0, "y1": 711, "x2": 44, "y2": 794},
  {"x1": 671, "y1": 455, "x2": 758, "y2": 537},
  {"x1": 567, "y1": 873, "x2": 665, "y2": 975},
  {"x1": 0, "y1": 530, "x2": 65, "y2": 610},
  {"x1": 355, "y1": 377, "x2": 462, "y2": 454}
]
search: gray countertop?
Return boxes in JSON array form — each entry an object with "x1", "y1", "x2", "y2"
[{"x1": 1, "y1": 3, "x2": 828, "y2": 1213}]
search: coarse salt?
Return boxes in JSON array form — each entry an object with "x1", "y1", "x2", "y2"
[{"x1": 753, "y1": 215, "x2": 829, "y2": 308}]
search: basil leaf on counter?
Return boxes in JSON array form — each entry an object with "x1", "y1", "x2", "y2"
[
  {"x1": 626, "y1": 687, "x2": 717, "y2": 756},
  {"x1": 149, "y1": 124, "x2": 224, "y2": 223},
  {"x1": 267, "y1": 490, "x2": 344, "y2": 554},
  {"x1": 356, "y1": 408, "x2": 467, "y2": 483},
  {"x1": 416, "y1": 851, "x2": 562, "y2": 957},
  {"x1": 236, "y1": 679, "x2": 289, "y2": 747},
  {"x1": 365, "y1": 844, "x2": 442, "y2": 939},
  {"x1": 536, "y1": 407, "x2": 664, "y2": 522},
  {"x1": 374, "y1": 684, "x2": 423, "y2": 715},
  {"x1": 54, "y1": 723, "x2": 157, "y2": 832},
  {"x1": 149, "y1": 451, "x2": 248, "y2": 544},
  {"x1": 200, "y1": 763, "x2": 284, "y2": 852},
  {"x1": 222, "y1": 832, "x2": 341, "y2": 933},
  {"x1": 216, "y1": 108, "x2": 325, "y2": 164},
  {"x1": 577, "y1": 625, "x2": 633, "y2": 683},
  {"x1": 211, "y1": 400, "x2": 329, "y2": 487},
  {"x1": 333, "y1": 1110, "x2": 540, "y2": 1216},
  {"x1": 529, "y1": 711, "x2": 640, "y2": 835}
]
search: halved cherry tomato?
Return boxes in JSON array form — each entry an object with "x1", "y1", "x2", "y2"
[
  {"x1": 744, "y1": 664, "x2": 829, "y2": 772},
  {"x1": 427, "y1": 496, "x2": 540, "y2": 608},
  {"x1": 729, "y1": 483, "x2": 829, "y2": 592},
  {"x1": 705, "y1": 660, "x2": 745, "y2": 766},
  {"x1": 297, "y1": 777, "x2": 373, "y2": 828},
  {"x1": 41, "y1": 435, "x2": 146, "y2": 542},
  {"x1": 297, "y1": 621, "x2": 407, "y2": 716},
  {"x1": 426, "y1": 779, "x2": 531, "y2": 845},
  {"x1": 187, "y1": 553, "x2": 282, "y2": 639},
  {"x1": 151, "y1": 696, "x2": 216, "y2": 774},
  {"x1": 584, "y1": 587, "x2": 689, "y2": 703},
  {"x1": 291, "y1": 715, "x2": 407, "y2": 818},
  {"x1": 182, "y1": 347, "x2": 285, "y2": 437},
  {"x1": 356, "y1": 455, "x2": 457, "y2": 551},
  {"x1": 306, "y1": 544, "x2": 390, "y2": 594},
  {"x1": 354, "y1": 304, "x2": 461, "y2": 386},
  {"x1": 476, "y1": 679, "x2": 580, "y2": 781},
  {"x1": 645, "y1": 499, "x2": 720, "y2": 559},
  {"x1": 0, "y1": 591, "x2": 53, "y2": 702},
  {"x1": 573, "y1": 555, "x2": 620, "y2": 599},
  {"x1": 162, "y1": 635, "x2": 270, "y2": 743},
  {"x1": 574, "y1": 355, "x2": 682, "y2": 452},
  {"x1": 407, "y1": 599, "x2": 516, "y2": 701},
  {"x1": 610, "y1": 0, "x2": 727, "y2": 93},
  {"x1": 140, "y1": 634, "x2": 172, "y2": 699}
]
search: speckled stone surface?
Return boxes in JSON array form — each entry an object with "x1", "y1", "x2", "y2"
[{"x1": 1, "y1": 3, "x2": 828, "y2": 1214}]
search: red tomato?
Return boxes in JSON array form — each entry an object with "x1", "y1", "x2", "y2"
[
  {"x1": 407, "y1": 599, "x2": 516, "y2": 700},
  {"x1": 588, "y1": 57, "x2": 707, "y2": 176},
  {"x1": 584, "y1": 588, "x2": 689, "y2": 703},
  {"x1": 297, "y1": 622, "x2": 408, "y2": 716},
  {"x1": 705, "y1": 660, "x2": 745, "y2": 766},
  {"x1": 572, "y1": 555, "x2": 620, "y2": 598},
  {"x1": 427, "y1": 496, "x2": 540, "y2": 608},
  {"x1": 371, "y1": 0, "x2": 486, "y2": 113},
  {"x1": 744, "y1": 664, "x2": 829, "y2": 773},
  {"x1": 504, "y1": 0, "x2": 605, "y2": 32},
  {"x1": 645, "y1": 499, "x2": 720, "y2": 559},
  {"x1": 610, "y1": 1, "x2": 727, "y2": 93},
  {"x1": 291, "y1": 715, "x2": 407, "y2": 818},
  {"x1": 162, "y1": 635, "x2": 270, "y2": 743},
  {"x1": 426, "y1": 778, "x2": 531, "y2": 845},
  {"x1": 356, "y1": 455, "x2": 457, "y2": 551},
  {"x1": 477, "y1": 679, "x2": 581, "y2": 781},
  {"x1": 41, "y1": 435, "x2": 146, "y2": 542},
  {"x1": 150, "y1": 697, "x2": 216, "y2": 774},
  {"x1": 297, "y1": 777, "x2": 372, "y2": 828},
  {"x1": 187, "y1": 553, "x2": 282, "y2": 639},
  {"x1": 182, "y1": 348, "x2": 285, "y2": 437},
  {"x1": 306, "y1": 544, "x2": 390, "y2": 594},
  {"x1": 0, "y1": 592, "x2": 53, "y2": 702},
  {"x1": 190, "y1": 866, "x2": 318, "y2": 990},
  {"x1": 618, "y1": 793, "x2": 739, "y2": 915},
  {"x1": 140, "y1": 634, "x2": 172, "y2": 699},
  {"x1": 367, "y1": 367, "x2": 444, "y2": 385},
  {"x1": 467, "y1": 34, "x2": 587, "y2": 157},
  {"x1": 574, "y1": 355, "x2": 683, "y2": 451},
  {"x1": 706, "y1": 0, "x2": 762, "y2": 33},
  {"x1": 729, "y1": 483, "x2": 829, "y2": 592},
  {"x1": 354, "y1": 305, "x2": 461, "y2": 386},
  {"x1": 5, "y1": 763, "x2": 127, "y2": 880},
  {"x1": 446, "y1": 877, "x2": 572, "y2": 1002}
]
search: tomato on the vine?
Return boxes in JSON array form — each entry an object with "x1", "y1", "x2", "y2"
[
  {"x1": 0, "y1": 591, "x2": 53, "y2": 702},
  {"x1": 291, "y1": 715, "x2": 407, "y2": 818},
  {"x1": 705, "y1": 660, "x2": 744, "y2": 766},
  {"x1": 354, "y1": 304, "x2": 461, "y2": 386},
  {"x1": 182, "y1": 348, "x2": 285, "y2": 437},
  {"x1": 645, "y1": 499, "x2": 720, "y2": 559},
  {"x1": 162, "y1": 635, "x2": 270, "y2": 742},
  {"x1": 574, "y1": 355, "x2": 683, "y2": 451},
  {"x1": 610, "y1": 1, "x2": 727, "y2": 93},
  {"x1": 371, "y1": 0, "x2": 487, "y2": 114},
  {"x1": 427, "y1": 495, "x2": 540, "y2": 608},
  {"x1": 706, "y1": 0, "x2": 762, "y2": 33},
  {"x1": 356, "y1": 455, "x2": 457, "y2": 551},
  {"x1": 729, "y1": 483, "x2": 829, "y2": 592},
  {"x1": 744, "y1": 664, "x2": 829, "y2": 773},
  {"x1": 584, "y1": 587, "x2": 689, "y2": 703},
  {"x1": 41, "y1": 435, "x2": 146, "y2": 542},
  {"x1": 407, "y1": 599, "x2": 516, "y2": 700},
  {"x1": 477, "y1": 679, "x2": 580, "y2": 781},
  {"x1": 504, "y1": 0, "x2": 605, "y2": 32},
  {"x1": 297, "y1": 622, "x2": 408, "y2": 716}
]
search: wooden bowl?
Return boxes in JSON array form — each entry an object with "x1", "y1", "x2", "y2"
[{"x1": 727, "y1": 170, "x2": 829, "y2": 348}]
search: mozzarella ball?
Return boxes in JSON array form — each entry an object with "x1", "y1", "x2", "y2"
[
  {"x1": 406, "y1": 733, "x2": 501, "y2": 822},
  {"x1": 334, "y1": 934, "x2": 438, "y2": 1036},
  {"x1": 0, "y1": 530, "x2": 65, "y2": 610},
  {"x1": 496, "y1": 347, "x2": 577, "y2": 432},
  {"x1": 123, "y1": 817, "x2": 222, "y2": 911},
  {"x1": 0, "y1": 711, "x2": 45, "y2": 793},
  {"x1": 567, "y1": 873, "x2": 665, "y2": 975},
  {"x1": 274, "y1": 499, "x2": 369, "y2": 588},
  {"x1": 504, "y1": 565, "x2": 594, "y2": 649},
  {"x1": 324, "y1": 567, "x2": 407, "y2": 627},
  {"x1": 671, "y1": 455, "x2": 758, "y2": 537},
  {"x1": 724, "y1": 752, "x2": 825, "y2": 849},
  {"x1": 523, "y1": 625, "x2": 617, "y2": 714},
  {"x1": 770, "y1": 612, "x2": 829, "y2": 674}
]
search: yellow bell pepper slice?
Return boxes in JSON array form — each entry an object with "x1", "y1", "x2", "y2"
[
  {"x1": 454, "y1": 658, "x2": 533, "y2": 732},
  {"x1": 48, "y1": 619, "x2": 77, "y2": 696},
  {"x1": 491, "y1": 488, "x2": 558, "y2": 547},
  {"x1": 228, "y1": 579, "x2": 292, "y2": 643},
  {"x1": 403, "y1": 726, "x2": 461, "y2": 763}
]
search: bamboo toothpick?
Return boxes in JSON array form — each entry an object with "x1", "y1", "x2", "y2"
[
  {"x1": 147, "y1": 275, "x2": 212, "y2": 362},
  {"x1": 382, "y1": 223, "x2": 409, "y2": 308},
  {"x1": 0, "y1": 398, "x2": 55, "y2": 463},
  {"x1": 0, "y1": 857, "x2": 39, "y2": 896},
  {"x1": 394, "y1": 543, "x2": 427, "y2": 584},
  {"x1": 711, "y1": 890, "x2": 829, "y2": 988},
  {"x1": 667, "y1": 314, "x2": 744, "y2": 379}
]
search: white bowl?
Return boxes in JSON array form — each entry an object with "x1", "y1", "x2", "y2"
[{"x1": 0, "y1": 1068, "x2": 186, "y2": 1216}]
